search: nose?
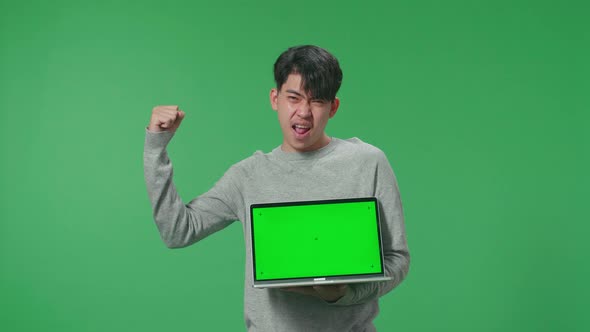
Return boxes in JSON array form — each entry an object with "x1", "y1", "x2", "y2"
[{"x1": 297, "y1": 102, "x2": 311, "y2": 118}]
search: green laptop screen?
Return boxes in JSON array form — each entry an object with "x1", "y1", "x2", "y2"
[{"x1": 251, "y1": 198, "x2": 384, "y2": 281}]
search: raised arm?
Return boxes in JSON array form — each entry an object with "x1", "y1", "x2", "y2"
[{"x1": 143, "y1": 105, "x2": 239, "y2": 248}]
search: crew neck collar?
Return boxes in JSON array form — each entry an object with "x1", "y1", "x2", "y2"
[{"x1": 271, "y1": 137, "x2": 340, "y2": 161}]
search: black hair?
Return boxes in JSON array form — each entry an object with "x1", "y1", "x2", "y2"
[{"x1": 273, "y1": 45, "x2": 343, "y2": 101}]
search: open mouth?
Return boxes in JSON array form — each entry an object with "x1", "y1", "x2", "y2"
[{"x1": 292, "y1": 124, "x2": 311, "y2": 136}]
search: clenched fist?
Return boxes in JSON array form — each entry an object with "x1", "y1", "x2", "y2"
[{"x1": 148, "y1": 105, "x2": 185, "y2": 132}]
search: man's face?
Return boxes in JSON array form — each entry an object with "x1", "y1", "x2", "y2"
[{"x1": 270, "y1": 73, "x2": 340, "y2": 153}]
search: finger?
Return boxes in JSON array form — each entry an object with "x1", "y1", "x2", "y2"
[
  {"x1": 159, "y1": 110, "x2": 180, "y2": 122},
  {"x1": 283, "y1": 286, "x2": 309, "y2": 292},
  {"x1": 158, "y1": 115, "x2": 176, "y2": 128},
  {"x1": 158, "y1": 105, "x2": 179, "y2": 111},
  {"x1": 153, "y1": 105, "x2": 180, "y2": 116},
  {"x1": 157, "y1": 108, "x2": 180, "y2": 118},
  {"x1": 152, "y1": 106, "x2": 178, "y2": 116},
  {"x1": 281, "y1": 286, "x2": 316, "y2": 296},
  {"x1": 313, "y1": 284, "x2": 347, "y2": 295},
  {"x1": 313, "y1": 285, "x2": 332, "y2": 290}
]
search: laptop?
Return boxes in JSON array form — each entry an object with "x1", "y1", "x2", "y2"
[{"x1": 250, "y1": 197, "x2": 391, "y2": 288}]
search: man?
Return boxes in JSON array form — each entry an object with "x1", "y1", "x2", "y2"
[{"x1": 144, "y1": 45, "x2": 410, "y2": 331}]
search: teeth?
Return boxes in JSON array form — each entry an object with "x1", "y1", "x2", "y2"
[{"x1": 294, "y1": 125, "x2": 310, "y2": 129}]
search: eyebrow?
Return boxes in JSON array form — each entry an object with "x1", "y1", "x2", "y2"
[
  {"x1": 285, "y1": 89, "x2": 305, "y2": 98},
  {"x1": 284, "y1": 89, "x2": 326, "y2": 101}
]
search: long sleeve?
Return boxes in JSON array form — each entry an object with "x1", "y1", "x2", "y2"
[
  {"x1": 143, "y1": 129, "x2": 239, "y2": 248},
  {"x1": 331, "y1": 149, "x2": 410, "y2": 306}
]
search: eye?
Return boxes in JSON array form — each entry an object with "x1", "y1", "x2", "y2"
[
  {"x1": 288, "y1": 96, "x2": 299, "y2": 102},
  {"x1": 311, "y1": 99, "x2": 326, "y2": 105}
]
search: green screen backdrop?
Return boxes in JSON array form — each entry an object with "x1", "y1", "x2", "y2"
[{"x1": 1, "y1": 0, "x2": 588, "y2": 331}]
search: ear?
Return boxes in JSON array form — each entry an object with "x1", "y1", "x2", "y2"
[
  {"x1": 270, "y1": 88, "x2": 279, "y2": 111},
  {"x1": 328, "y1": 97, "x2": 340, "y2": 118}
]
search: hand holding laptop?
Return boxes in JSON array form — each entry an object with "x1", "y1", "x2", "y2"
[{"x1": 282, "y1": 284, "x2": 348, "y2": 303}]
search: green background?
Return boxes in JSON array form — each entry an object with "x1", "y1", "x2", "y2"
[
  {"x1": 1, "y1": 0, "x2": 588, "y2": 331},
  {"x1": 253, "y1": 201, "x2": 381, "y2": 280}
]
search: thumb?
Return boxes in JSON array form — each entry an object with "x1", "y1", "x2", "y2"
[
  {"x1": 169, "y1": 110, "x2": 186, "y2": 132},
  {"x1": 175, "y1": 111, "x2": 186, "y2": 126}
]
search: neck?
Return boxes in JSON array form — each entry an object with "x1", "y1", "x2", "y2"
[{"x1": 282, "y1": 135, "x2": 332, "y2": 153}]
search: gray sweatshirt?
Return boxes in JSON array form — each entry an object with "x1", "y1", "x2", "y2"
[{"x1": 143, "y1": 129, "x2": 410, "y2": 332}]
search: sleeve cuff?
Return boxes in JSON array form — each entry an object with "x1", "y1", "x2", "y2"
[{"x1": 144, "y1": 127, "x2": 175, "y2": 153}]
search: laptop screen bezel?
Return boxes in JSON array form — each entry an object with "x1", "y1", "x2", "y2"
[{"x1": 249, "y1": 197, "x2": 386, "y2": 286}]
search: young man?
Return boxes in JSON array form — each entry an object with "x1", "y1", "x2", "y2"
[{"x1": 144, "y1": 45, "x2": 410, "y2": 331}]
